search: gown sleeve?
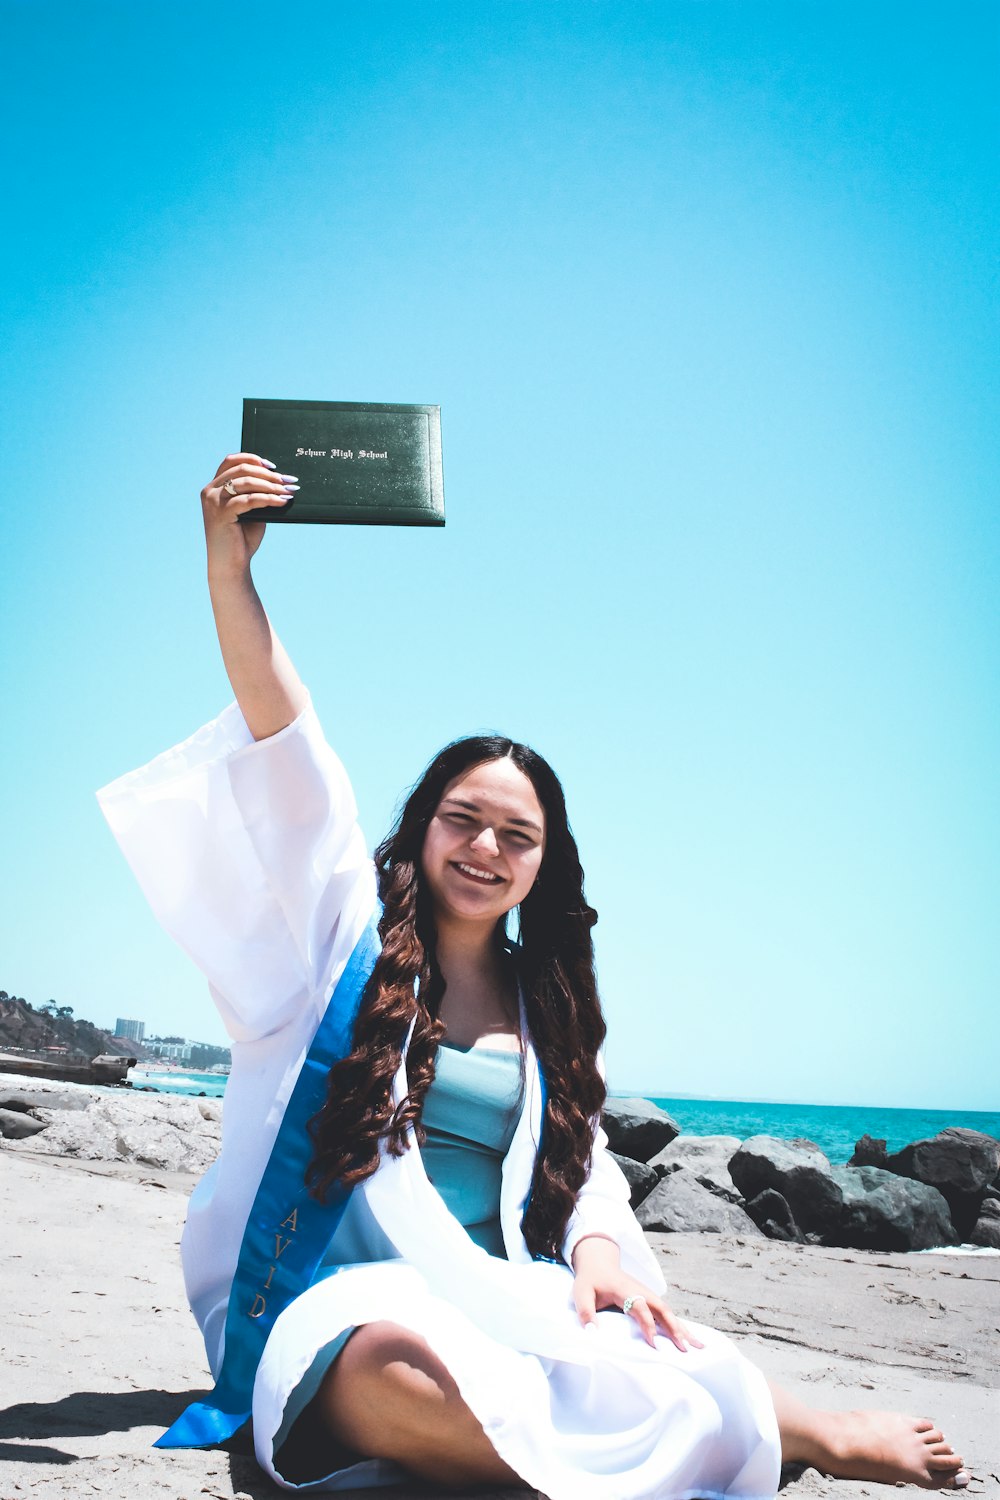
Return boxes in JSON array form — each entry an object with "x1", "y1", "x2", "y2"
[{"x1": 96, "y1": 698, "x2": 377, "y2": 1044}]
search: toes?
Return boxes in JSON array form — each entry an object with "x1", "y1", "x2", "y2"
[
  {"x1": 921, "y1": 1429, "x2": 945, "y2": 1445},
  {"x1": 929, "y1": 1453, "x2": 964, "y2": 1471}
]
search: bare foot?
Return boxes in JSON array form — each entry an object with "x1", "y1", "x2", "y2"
[{"x1": 812, "y1": 1410, "x2": 968, "y2": 1489}]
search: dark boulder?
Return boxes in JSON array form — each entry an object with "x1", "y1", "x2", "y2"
[
  {"x1": 886, "y1": 1127, "x2": 1000, "y2": 1194},
  {"x1": 636, "y1": 1165, "x2": 762, "y2": 1236},
  {"x1": 884, "y1": 1128, "x2": 1000, "y2": 1239},
  {"x1": 609, "y1": 1151, "x2": 658, "y2": 1209},
  {"x1": 728, "y1": 1135, "x2": 843, "y2": 1236},
  {"x1": 648, "y1": 1135, "x2": 743, "y2": 1203},
  {"x1": 830, "y1": 1165, "x2": 956, "y2": 1251},
  {"x1": 970, "y1": 1197, "x2": 1000, "y2": 1250},
  {"x1": 0, "y1": 1107, "x2": 47, "y2": 1139},
  {"x1": 601, "y1": 1098, "x2": 680, "y2": 1163},
  {"x1": 745, "y1": 1188, "x2": 803, "y2": 1243},
  {"x1": 850, "y1": 1134, "x2": 888, "y2": 1169},
  {"x1": 0, "y1": 1088, "x2": 89, "y2": 1113}
]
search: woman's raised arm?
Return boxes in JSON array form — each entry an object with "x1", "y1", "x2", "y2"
[{"x1": 202, "y1": 452, "x2": 308, "y2": 740}]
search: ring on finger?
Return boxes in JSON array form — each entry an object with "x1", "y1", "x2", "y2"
[
  {"x1": 224, "y1": 479, "x2": 237, "y2": 497},
  {"x1": 622, "y1": 1295, "x2": 647, "y2": 1317}
]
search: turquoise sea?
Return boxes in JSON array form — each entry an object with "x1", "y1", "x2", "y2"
[
  {"x1": 129, "y1": 1068, "x2": 228, "y2": 1099},
  {"x1": 646, "y1": 1096, "x2": 1000, "y2": 1165},
  {"x1": 131, "y1": 1068, "x2": 998, "y2": 1162}
]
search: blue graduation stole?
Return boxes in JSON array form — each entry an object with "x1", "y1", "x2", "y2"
[{"x1": 155, "y1": 913, "x2": 381, "y2": 1449}]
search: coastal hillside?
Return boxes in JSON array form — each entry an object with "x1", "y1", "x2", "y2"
[{"x1": 0, "y1": 990, "x2": 152, "y2": 1062}]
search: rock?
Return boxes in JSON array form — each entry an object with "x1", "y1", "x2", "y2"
[
  {"x1": 745, "y1": 1188, "x2": 803, "y2": 1242},
  {"x1": 609, "y1": 1152, "x2": 659, "y2": 1208},
  {"x1": 636, "y1": 1165, "x2": 762, "y2": 1235},
  {"x1": 849, "y1": 1134, "x2": 888, "y2": 1169},
  {"x1": 9, "y1": 1091, "x2": 221, "y2": 1173},
  {"x1": 0, "y1": 1088, "x2": 89, "y2": 1113},
  {"x1": 0, "y1": 1107, "x2": 48, "y2": 1139},
  {"x1": 728, "y1": 1135, "x2": 843, "y2": 1236},
  {"x1": 970, "y1": 1197, "x2": 1000, "y2": 1249},
  {"x1": 601, "y1": 1098, "x2": 680, "y2": 1163},
  {"x1": 885, "y1": 1128, "x2": 1000, "y2": 1239},
  {"x1": 830, "y1": 1165, "x2": 956, "y2": 1251},
  {"x1": 649, "y1": 1135, "x2": 743, "y2": 1203},
  {"x1": 884, "y1": 1127, "x2": 1000, "y2": 1196}
]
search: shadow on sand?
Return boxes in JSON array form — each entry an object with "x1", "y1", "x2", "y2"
[{"x1": 0, "y1": 1388, "x2": 536, "y2": 1498}]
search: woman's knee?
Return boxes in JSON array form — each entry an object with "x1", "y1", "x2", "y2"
[
  {"x1": 339, "y1": 1320, "x2": 457, "y2": 1398},
  {"x1": 321, "y1": 1321, "x2": 458, "y2": 1444},
  {"x1": 318, "y1": 1321, "x2": 514, "y2": 1485}
]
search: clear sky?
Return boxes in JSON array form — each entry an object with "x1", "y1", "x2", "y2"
[{"x1": 2, "y1": 1, "x2": 996, "y2": 1111}]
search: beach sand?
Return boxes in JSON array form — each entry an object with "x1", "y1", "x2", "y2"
[{"x1": 2, "y1": 1145, "x2": 997, "y2": 1500}]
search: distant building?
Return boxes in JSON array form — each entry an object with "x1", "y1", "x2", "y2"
[
  {"x1": 114, "y1": 1018, "x2": 146, "y2": 1043},
  {"x1": 151, "y1": 1041, "x2": 191, "y2": 1063}
]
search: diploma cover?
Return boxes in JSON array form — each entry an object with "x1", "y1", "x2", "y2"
[{"x1": 240, "y1": 398, "x2": 445, "y2": 526}]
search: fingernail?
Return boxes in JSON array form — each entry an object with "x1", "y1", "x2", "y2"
[
  {"x1": 260, "y1": 458, "x2": 277, "y2": 470},
  {"x1": 280, "y1": 473, "x2": 299, "y2": 482},
  {"x1": 280, "y1": 487, "x2": 299, "y2": 496}
]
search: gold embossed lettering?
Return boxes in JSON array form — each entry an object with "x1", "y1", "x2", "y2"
[
  {"x1": 263, "y1": 1264, "x2": 277, "y2": 1290},
  {"x1": 249, "y1": 1294, "x2": 267, "y2": 1319},
  {"x1": 280, "y1": 1209, "x2": 298, "y2": 1232},
  {"x1": 274, "y1": 1233, "x2": 291, "y2": 1259}
]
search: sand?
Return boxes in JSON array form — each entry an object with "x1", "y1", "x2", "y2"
[{"x1": 2, "y1": 1144, "x2": 997, "y2": 1500}]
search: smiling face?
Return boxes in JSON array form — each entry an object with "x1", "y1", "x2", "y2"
[{"x1": 420, "y1": 756, "x2": 547, "y2": 929}]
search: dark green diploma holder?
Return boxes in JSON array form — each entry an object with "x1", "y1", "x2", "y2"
[{"x1": 241, "y1": 399, "x2": 445, "y2": 526}]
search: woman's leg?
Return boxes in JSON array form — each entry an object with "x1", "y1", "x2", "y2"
[
  {"x1": 285, "y1": 1321, "x2": 970, "y2": 1491},
  {"x1": 770, "y1": 1382, "x2": 969, "y2": 1488},
  {"x1": 311, "y1": 1320, "x2": 526, "y2": 1487}
]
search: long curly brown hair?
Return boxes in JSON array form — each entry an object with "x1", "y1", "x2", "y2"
[{"x1": 306, "y1": 735, "x2": 607, "y2": 1261}]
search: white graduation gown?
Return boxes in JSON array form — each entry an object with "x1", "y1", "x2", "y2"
[{"x1": 97, "y1": 700, "x2": 781, "y2": 1498}]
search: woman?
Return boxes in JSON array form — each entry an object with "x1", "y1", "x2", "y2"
[{"x1": 98, "y1": 452, "x2": 969, "y2": 1496}]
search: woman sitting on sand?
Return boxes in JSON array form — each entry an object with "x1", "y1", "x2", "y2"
[{"x1": 98, "y1": 452, "x2": 969, "y2": 1497}]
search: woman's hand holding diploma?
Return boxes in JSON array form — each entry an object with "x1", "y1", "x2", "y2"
[
  {"x1": 201, "y1": 453, "x2": 309, "y2": 742},
  {"x1": 571, "y1": 1234, "x2": 704, "y2": 1352}
]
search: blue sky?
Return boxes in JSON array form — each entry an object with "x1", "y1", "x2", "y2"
[{"x1": 2, "y1": 1, "x2": 996, "y2": 1110}]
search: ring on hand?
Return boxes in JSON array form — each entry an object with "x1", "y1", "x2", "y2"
[
  {"x1": 224, "y1": 479, "x2": 237, "y2": 496},
  {"x1": 622, "y1": 1295, "x2": 646, "y2": 1317}
]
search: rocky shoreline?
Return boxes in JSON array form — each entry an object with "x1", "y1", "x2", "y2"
[
  {"x1": 0, "y1": 1074, "x2": 222, "y2": 1174},
  {"x1": 2, "y1": 1075, "x2": 999, "y2": 1254},
  {"x1": 605, "y1": 1097, "x2": 1000, "y2": 1253}
]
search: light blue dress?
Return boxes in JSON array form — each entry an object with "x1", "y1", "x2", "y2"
[{"x1": 273, "y1": 1042, "x2": 523, "y2": 1462}]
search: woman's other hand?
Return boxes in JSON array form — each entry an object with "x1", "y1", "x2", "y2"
[
  {"x1": 201, "y1": 453, "x2": 298, "y2": 578},
  {"x1": 571, "y1": 1235, "x2": 704, "y2": 1352}
]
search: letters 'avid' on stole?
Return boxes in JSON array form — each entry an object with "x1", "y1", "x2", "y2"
[{"x1": 154, "y1": 915, "x2": 381, "y2": 1449}]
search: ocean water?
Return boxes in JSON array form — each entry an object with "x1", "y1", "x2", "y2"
[
  {"x1": 644, "y1": 1096, "x2": 1000, "y2": 1165},
  {"x1": 130, "y1": 1067, "x2": 999, "y2": 1164},
  {"x1": 129, "y1": 1068, "x2": 228, "y2": 1099}
]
